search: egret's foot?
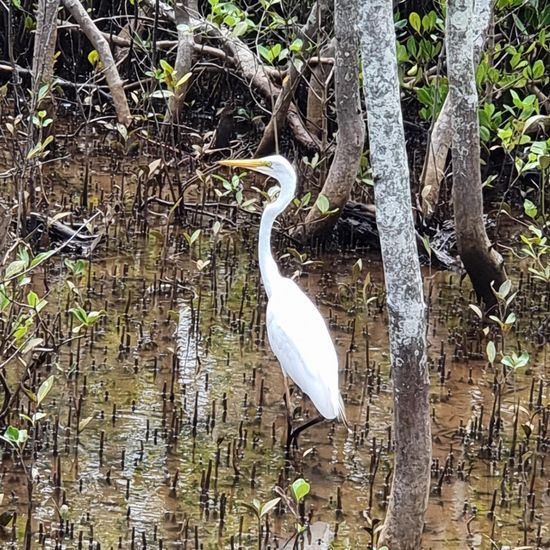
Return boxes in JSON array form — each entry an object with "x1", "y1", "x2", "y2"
[{"x1": 286, "y1": 415, "x2": 325, "y2": 451}]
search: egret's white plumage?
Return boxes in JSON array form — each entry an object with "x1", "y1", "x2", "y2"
[{"x1": 219, "y1": 155, "x2": 345, "y2": 423}]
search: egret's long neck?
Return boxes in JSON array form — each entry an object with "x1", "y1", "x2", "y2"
[{"x1": 259, "y1": 174, "x2": 296, "y2": 298}]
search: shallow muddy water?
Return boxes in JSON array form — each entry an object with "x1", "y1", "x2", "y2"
[{"x1": 0, "y1": 140, "x2": 549, "y2": 549}]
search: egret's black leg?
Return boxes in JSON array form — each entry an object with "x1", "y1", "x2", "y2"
[{"x1": 286, "y1": 415, "x2": 325, "y2": 450}]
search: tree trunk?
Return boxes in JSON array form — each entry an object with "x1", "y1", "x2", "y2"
[
  {"x1": 32, "y1": 0, "x2": 60, "y2": 111},
  {"x1": 61, "y1": 0, "x2": 131, "y2": 126},
  {"x1": 420, "y1": 0, "x2": 493, "y2": 217},
  {"x1": 298, "y1": 0, "x2": 364, "y2": 241},
  {"x1": 359, "y1": 1, "x2": 431, "y2": 549},
  {"x1": 165, "y1": 0, "x2": 197, "y2": 123},
  {"x1": 306, "y1": 39, "x2": 335, "y2": 139},
  {"x1": 447, "y1": 0, "x2": 506, "y2": 308},
  {"x1": 0, "y1": 202, "x2": 11, "y2": 257},
  {"x1": 255, "y1": 1, "x2": 326, "y2": 156}
]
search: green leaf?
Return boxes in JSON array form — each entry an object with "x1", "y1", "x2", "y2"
[
  {"x1": 468, "y1": 304, "x2": 483, "y2": 319},
  {"x1": 479, "y1": 125, "x2": 490, "y2": 143},
  {"x1": 258, "y1": 45, "x2": 272, "y2": 63},
  {"x1": 523, "y1": 199, "x2": 537, "y2": 219},
  {"x1": 24, "y1": 14, "x2": 34, "y2": 30},
  {"x1": 1, "y1": 426, "x2": 27, "y2": 447},
  {"x1": 19, "y1": 413, "x2": 33, "y2": 424},
  {"x1": 316, "y1": 194, "x2": 330, "y2": 214},
  {"x1": 159, "y1": 59, "x2": 174, "y2": 75},
  {"x1": 291, "y1": 478, "x2": 310, "y2": 503},
  {"x1": 37, "y1": 375, "x2": 55, "y2": 406},
  {"x1": 532, "y1": 59, "x2": 544, "y2": 79},
  {"x1": 4, "y1": 426, "x2": 20, "y2": 443},
  {"x1": 189, "y1": 229, "x2": 201, "y2": 245},
  {"x1": 85, "y1": 310, "x2": 105, "y2": 325},
  {"x1": 69, "y1": 306, "x2": 88, "y2": 325},
  {"x1": 420, "y1": 234, "x2": 432, "y2": 259},
  {"x1": 22, "y1": 337, "x2": 43, "y2": 354},
  {"x1": 5, "y1": 259, "x2": 26, "y2": 279},
  {"x1": 87, "y1": 49, "x2": 99, "y2": 66},
  {"x1": 175, "y1": 72, "x2": 192, "y2": 89},
  {"x1": 504, "y1": 312, "x2": 516, "y2": 325},
  {"x1": 260, "y1": 497, "x2": 281, "y2": 518},
  {"x1": 37, "y1": 83, "x2": 49, "y2": 102},
  {"x1": 32, "y1": 412, "x2": 47, "y2": 423},
  {"x1": 486, "y1": 341, "x2": 496, "y2": 364},
  {"x1": 496, "y1": 279, "x2": 511, "y2": 299},
  {"x1": 233, "y1": 20, "x2": 249, "y2": 37},
  {"x1": 289, "y1": 38, "x2": 303, "y2": 53},
  {"x1": 30, "y1": 250, "x2": 54, "y2": 268},
  {"x1": 409, "y1": 12, "x2": 421, "y2": 33},
  {"x1": 149, "y1": 89, "x2": 174, "y2": 99},
  {"x1": 271, "y1": 43, "x2": 282, "y2": 60},
  {"x1": 27, "y1": 291, "x2": 39, "y2": 308}
]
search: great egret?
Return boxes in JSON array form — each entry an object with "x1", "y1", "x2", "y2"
[{"x1": 218, "y1": 155, "x2": 346, "y2": 444}]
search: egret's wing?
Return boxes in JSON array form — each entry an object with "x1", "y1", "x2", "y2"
[{"x1": 266, "y1": 278, "x2": 343, "y2": 419}]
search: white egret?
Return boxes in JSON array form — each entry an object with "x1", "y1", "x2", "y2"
[{"x1": 218, "y1": 155, "x2": 346, "y2": 444}]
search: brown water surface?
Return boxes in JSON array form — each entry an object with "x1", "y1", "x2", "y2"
[{"x1": 0, "y1": 141, "x2": 549, "y2": 550}]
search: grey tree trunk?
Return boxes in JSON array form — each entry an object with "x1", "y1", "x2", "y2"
[
  {"x1": 165, "y1": 0, "x2": 197, "y2": 123},
  {"x1": 420, "y1": 0, "x2": 493, "y2": 217},
  {"x1": 359, "y1": 1, "x2": 431, "y2": 549},
  {"x1": 447, "y1": 0, "x2": 506, "y2": 308},
  {"x1": 298, "y1": 0, "x2": 364, "y2": 240},
  {"x1": 32, "y1": 0, "x2": 60, "y2": 104}
]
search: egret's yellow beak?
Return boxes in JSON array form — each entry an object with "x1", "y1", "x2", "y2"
[{"x1": 218, "y1": 158, "x2": 271, "y2": 169}]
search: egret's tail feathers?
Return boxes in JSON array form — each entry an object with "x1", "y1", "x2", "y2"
[{"x1": 337, "y1": 393, "x2": 350, "y2": 431}]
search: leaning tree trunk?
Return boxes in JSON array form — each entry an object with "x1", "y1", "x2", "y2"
[
  {"x1": 359, "y1": 1, "x2": 431, "y2": 549},
  {"x1": 447, "y1": 0, "x2": 506, "y2": 308},
  {"x1": 61, "y1": 0, "x2": 131, "y2": 126},
  {"x1": 298, "y1": 0, "x2": 364, "y2": 240},
  {"x1": 420, "y1": 0, "x2": 493, "y2": 217}
]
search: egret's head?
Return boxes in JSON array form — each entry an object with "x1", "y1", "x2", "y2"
[{"x1": 218, "y1": 155, "x2": 295, "y2": 183}]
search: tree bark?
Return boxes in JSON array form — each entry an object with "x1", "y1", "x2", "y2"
[
  {"x1": 359, "y1": 1, "x2": 431, "y2": 549},
  {"x1": 306, "y1": 39, "x2": 335, "y2": 139},
  {"x1": 447, "y1": 0, "x2": 506, "y2": 308},
  {"x1": 61, "y1": 0, "x2": 131, "y2": 126},
  {"x1": 165, "y1": 0, "x2": 197, "y2": 123},
  {"x1": 255, "y1": 1, "x2": 326, "y2": 156},
  {"x1": 32, "y1": 0, "x2": 60, "y2": 108},
  {"x1": 420, "y1": 0, "x2": 493, "y2": 216},
  {"x1": 298, "y1": 0, "x2": 364, "y2": 240},
  {"x1": 0, "y1": 202, "x2": 11, "y2": 257}
]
